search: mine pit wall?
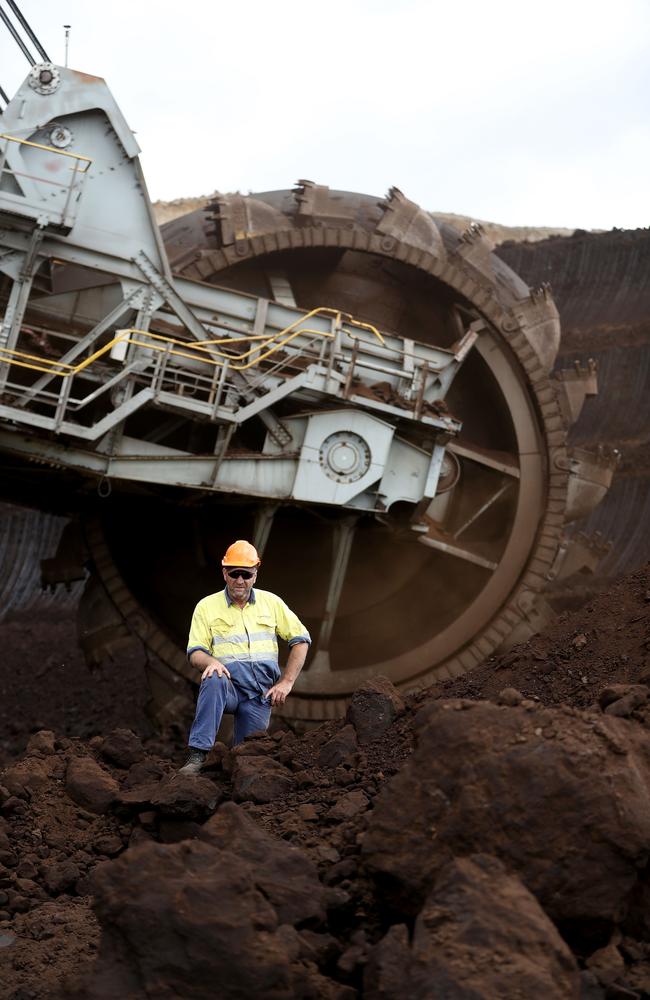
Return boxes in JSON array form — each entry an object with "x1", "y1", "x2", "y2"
[{"x1": 497, "y1": 227, "x2": 650, "y2": 582}]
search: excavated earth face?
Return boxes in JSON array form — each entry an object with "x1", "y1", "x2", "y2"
[
  {"x1": 1, "y1": 562, "x2": 650, "y2": 999},
  {"x1": 498, "y1": 228, "x2": 650, "y2": 584}
]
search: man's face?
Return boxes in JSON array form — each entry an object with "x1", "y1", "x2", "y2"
[{"x1": 223, "y1": 565, "x2": 257, "y2": 604}]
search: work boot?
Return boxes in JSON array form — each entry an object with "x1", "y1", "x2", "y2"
[{"x1": 178, "y1": 748, "x2": 208, "y2": 775}]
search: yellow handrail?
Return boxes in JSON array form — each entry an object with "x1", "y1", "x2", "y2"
[
  {"x1": 0, "y1": 306, "x2": 385, "y2": 378},
  {"x1": 0, "y1": 133, "x2": 92, "y2": 172},
  {"x1": 126, "y1": 307, "x2": 385, "y2": 359}
]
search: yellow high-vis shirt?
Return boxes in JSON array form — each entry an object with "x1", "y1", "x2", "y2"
[{"x1": 187, "y1": 587, "x2": 311, "y2": 698}]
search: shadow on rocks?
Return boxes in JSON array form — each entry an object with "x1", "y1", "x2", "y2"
[
  {"x1": 84, "y1": 803, "x2": 355, "y2": 999},
  {"x1": 362, "y1": 698, "x2": 650, "y2": 944},
  {"x1": 365, "y1": 854, "x2": 581, "y2": 1000}
]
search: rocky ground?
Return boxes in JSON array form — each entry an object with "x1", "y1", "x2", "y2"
[{"x1": 1, "y1": 564, "x2": 650, "y2": 998}]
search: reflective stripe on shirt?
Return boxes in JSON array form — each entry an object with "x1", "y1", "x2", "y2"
[{"x1": 187, "y1": 587, "x2": 310, "y2": 698}]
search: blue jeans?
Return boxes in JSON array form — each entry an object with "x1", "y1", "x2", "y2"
[{"x1": 188, "y1": 673, "x2": 272, "y2": 749}]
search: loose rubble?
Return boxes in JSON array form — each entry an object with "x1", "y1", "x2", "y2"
[{"x1": 1, "y1": 564, "x2": 650, "y2": 998}]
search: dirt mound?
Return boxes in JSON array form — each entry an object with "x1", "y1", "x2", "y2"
[
  {"x1": 0, "y1": 687, "x2": 414, "y2": 998},
  {"x1": 3, "y1": 564, "x2": 650, "y2": 997},
  {"x1": 432, "y1": 563, "x2": 650, "y2": 709},
  {"x1": 3, "y1": 668, "x2": 650, "y2": 997},
  {"x1": 0, "y1": 611, "x2": 185, "y2": 767}
]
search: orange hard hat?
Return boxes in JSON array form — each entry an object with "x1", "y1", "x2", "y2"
[{"x1": 222, "y1": 540, "x2": 261, "y2": 568}]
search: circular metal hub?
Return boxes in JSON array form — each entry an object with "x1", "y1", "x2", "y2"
[
  {"x1": 319, "y1": 432, "x2": 371, "y2": 483},
  {"x1": 49, "y1": 125, "x2": 73, "y2": 149},
  {"x1": 437, "y1": 452, "x2": 461, "y2": 493},
  {"x1": 29, "y1": 63, "x2": 61, "y2": 96}
]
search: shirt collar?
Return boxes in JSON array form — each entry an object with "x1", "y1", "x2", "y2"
[{"x1": 224, "y1": 586, "x2": 256, "y2": 607}]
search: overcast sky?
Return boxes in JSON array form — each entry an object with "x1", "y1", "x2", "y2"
[{"x1": 2, "y1": 0, "x2": 649, "y2": 229}]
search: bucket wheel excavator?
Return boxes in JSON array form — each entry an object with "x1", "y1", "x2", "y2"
[{"x1": 0, "y1": 57, "x2": 617, "y2": 723}]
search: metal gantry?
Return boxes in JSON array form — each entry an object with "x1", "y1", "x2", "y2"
[{"x1": 0, "y1": 70, "x2": 479, "y2": 516}]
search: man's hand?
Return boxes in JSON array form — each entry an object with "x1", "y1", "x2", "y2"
[
  {"x1": 201, "y1": 661, "x2": 231, "y2": 682},
  {"x1": 265, "y1": 678, "x2": 293, "y2": 706}
]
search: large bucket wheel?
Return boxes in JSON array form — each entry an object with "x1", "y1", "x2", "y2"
[{"x1": 78, "y1": 185, "x2": 589, "y2": 722}]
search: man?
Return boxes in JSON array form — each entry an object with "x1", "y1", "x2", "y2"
[{"x1": 179, "y1": 539, "x2": 310, "y2": 774}]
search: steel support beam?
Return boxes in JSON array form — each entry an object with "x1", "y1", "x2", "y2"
[
  {"x1": 16, "y1": 288, "x2": 144, "y2": 406},
  {"x1": 309, "y1": 516, "x2": 358, "y2": 675}
]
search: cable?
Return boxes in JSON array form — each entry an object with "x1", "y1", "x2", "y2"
[
  {"x1": 0, "y1": 3, "x2": 35, "y2": 64},
  {"x1": 5, "y1": 0, "x2": 50, "y2": 62}
]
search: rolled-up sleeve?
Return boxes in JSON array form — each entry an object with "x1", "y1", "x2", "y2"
[
  {"x1": 187, "y1": 601, "x2": 212, "y2": 659},
  {"x1": 275, "y1": 598, "x2": 311, "y2": 646}
]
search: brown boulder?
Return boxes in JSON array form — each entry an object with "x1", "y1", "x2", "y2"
[
  {"x1": 365, "y1": 855, "x2": 580, "y2": 999},
  {"x1": 150, "y1": 775, "x2": 221, "y2": 819},
  {"x1": 199, "y1": 802, "x2": 326, "y2": 924},
  {"x1": 2, "y1": 755, "x2": 53, "y2": 797},
  {"x1": 40, "y1": 859, "x2": 81, "y2": 895},
  {"x1": 585, "y1": 941, "x2": 626, "y2": 989},
  {"x1": 318, "y1": 725, "x2": 359, "y2": 768},
  {"x1": 65, "y1": 757, "x2": 119, "y2": 815},
  {"x1": 346, "y1": 676, "x2": 404, "y2": 746},
  {"x1": 118, "y1": 775, "x2": 221, "y2": 820},
  {"x1": 87, "y1": 839, "x2": 347, "y2": 999},
  {"x1": 5, "y1": 889, "x2": 30, "y2": 913},
  {"x1": 99, "y1": 729, "x2": 145, "y2": 769},
  {"x1": 123, "y1": 758, "x2": 164, "y2": 788},
  {"x1": 1, "y1": 795, "x2": 26, "y2": 817},
  {"x1": 14, "y1": 877, "x2": 47, "y2": 901},
  {"x1": 497, "y1": 687, "x2": 524, "y2": 706},
  {"x1": 599, "y1": 685, "x2": 649, "y2": 717},
  {"x1": 116, "y1": 781, "x2": 160, "y2": 812},
  {"x1": 221, "y1": 738, "x2": 277, "y2": 777},
  {"x1": 327, "y1": 789, "x2": 369, "y2": 822},
  {"x1": 363, "y1": 700, "x2": 650, "y2": 923},
  {"x1": 93, "y1": 835, "x2": 124, "y2": 858},
  {"x1": 26, "y1": 730, "x2": 56, "y2": 755},
  {"x1": 232, "y1": 756, "x2": 295, "y2": 804}
]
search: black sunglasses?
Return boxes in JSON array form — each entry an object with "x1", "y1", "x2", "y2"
[{"x1": 226, "y1": 568, "x2": 256, "y2": 580}]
